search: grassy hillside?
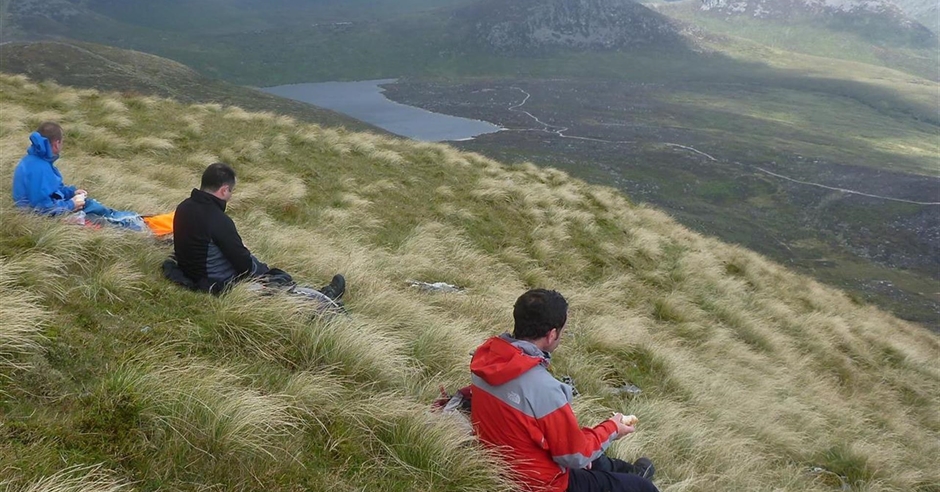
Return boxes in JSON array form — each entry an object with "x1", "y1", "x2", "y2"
[
  {"x1": 1, "y1": 74, "x2": 939, "y2": 491},
  {"x1": 377, "y1": 41, "x2": 939, "y2": 327},
  {"x1": 0, "y1": 41, "x2": 384, "y2": 133},
  {"x1": 2, "y1": 0, "x2": 471, "y2": 37},
  {"x1": 0, "y1": 0, "x2": 473, "y2": 83},
  {"x1": 3, "y1": 36, "x2": 937, "y2": 330},
  {"x1": 83, "y1": 0, "x2": 473, "y2": 29}
]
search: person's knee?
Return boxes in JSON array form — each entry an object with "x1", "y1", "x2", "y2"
[
  {"x1": 591, "y1": 455, "x2": 614, "y2": 472},
  {"x1": 614, "y1": 474, "x2": 659, "y2": 492}
]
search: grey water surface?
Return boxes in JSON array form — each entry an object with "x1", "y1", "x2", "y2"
[{"x1": 262, "y1": 79, "x2": 502, "y2": 142}]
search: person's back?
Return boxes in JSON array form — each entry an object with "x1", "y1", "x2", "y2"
[
  {"x1": 173, "y1": 163, "x2": 262, "y2": 292},
  {"x1": 13, "y1": 121, "x2": 145, "y2": 230},
  {"x1": 471, "y1": 290, "x2": 658, "y2": 492},
  {"x1": 472, "y1": 334, "x2": 594, "y2": 491},
  {"x1": 170, "y1": 162, "x2": 346, "y2": 303},
  {"x1": 13, "y1": 124, "x2": 79, "y2": 215}
]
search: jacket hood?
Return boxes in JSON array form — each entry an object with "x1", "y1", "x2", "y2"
[
  {"x1": 27, "y1": 132, "x2": 58, "y2": 163},
  {"x1": 470, "y1": 333, "x2": 548, "y2": 386},
  {"x1": 190, "y1": 188, "x2": 227, "y2": 212}
]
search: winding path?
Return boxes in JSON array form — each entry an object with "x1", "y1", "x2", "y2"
[
  {"x1": 506, "y1": 87, "x2": 634, "y2": 144},
  {"x1": 755, "y1": 167, "x2": 940, "y2": 206},
  {"x1": 502, "y1": 86, "x2": 938, "y2": 206}
]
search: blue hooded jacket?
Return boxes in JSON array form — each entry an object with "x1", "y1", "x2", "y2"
[{"x1": 12, "y1": 132, "x2": 77, "y2": 215}]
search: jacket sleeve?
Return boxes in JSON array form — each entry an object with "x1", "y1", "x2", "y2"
[
  {"x1": 212, "y1": 215, "x2": 256, "y2": 277},
  {"x1": 13, "y1": 164, "x2": 75, "y2": 215},
  {"x1": 36, "y1": 196, "x2": 76, "y2": 216},
  {"x1": 21, "y1": 171, "x2": 75, "y2": 215},
  {"x1": 538, "y1": 395, "x2": 619, "y2": 470},
  {"x1": 57, "y1": 184, "x2": 77, "y2": 200}
]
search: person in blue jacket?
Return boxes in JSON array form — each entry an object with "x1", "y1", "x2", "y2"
[{"x1": 12, "y1": 121, "x2": 145, "y2": 230}]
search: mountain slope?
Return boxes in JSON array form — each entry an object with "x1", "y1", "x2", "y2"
[
  {"x1": 892, "y1": 0, "x2": 940, "y2": 33},
  {"x1": 453, "y1": 0, "x2": 689, "y2": 53},
  {"x1": 2, "y1": 0, "x2": 694, "y2": 84},
  {"x1": 655, "y1": 0, "x2": 938, "y2": 80},
  {"x1": 0, "y1": 41, "x2": 384, "y2": 132},
  {"x1": 697, "y1": 0, "x2": 935, "y2": 44},
  {"x1": 2, "y1": 0, "x2": 472, "y2": 37},
  {"x1": 1, "y1": 73, "x2": 938, "y2": 491},
  {"x1": 3, "y1": 0, "x2": 934, "y2": 84}
]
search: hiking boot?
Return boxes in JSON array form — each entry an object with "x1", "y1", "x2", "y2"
[
  {"x1": 319, "y1": 274, "x2": 346, "y2": 301},
  {"x1": 633, "y1": 457, "x2": 655, "y2": 480}
]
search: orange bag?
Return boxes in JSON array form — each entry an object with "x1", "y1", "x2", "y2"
[{"x1": 143, "y1": 211, "x2": 175, "y2": 237}]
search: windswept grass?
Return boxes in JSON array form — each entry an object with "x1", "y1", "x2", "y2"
[
  {"x1": 0, "y1": 259, "x2": 48, "y2": 375},
  {"x1": 0, "y1": 73, "x2": 937, "y2": 491},
  {"x1": 4, "y1": 465, "x2": 130, "y2": 492}
]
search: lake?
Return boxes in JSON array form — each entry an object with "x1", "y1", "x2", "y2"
[{"x1": 261, "y1": 79, "x2": 503, "y2": 142}]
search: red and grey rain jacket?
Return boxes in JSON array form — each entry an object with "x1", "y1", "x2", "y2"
[{"x1": 470, "y1": 334, "x2": 620, "y2": 492}]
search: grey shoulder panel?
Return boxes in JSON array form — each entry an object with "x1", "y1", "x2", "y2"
[{"x1": 471, "y1": 366, "x2": 570, "y2": 419}]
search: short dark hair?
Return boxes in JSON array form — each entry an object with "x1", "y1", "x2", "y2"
[
  {"x1": 36, "y1": 121, "x2": 63, "y2": 142},
  {"x1": 200, "y1": 162, "x2": 236, "y2": 191},
  {"x1": 512, "y1": 289, "x2": 568, "y2": 340}
]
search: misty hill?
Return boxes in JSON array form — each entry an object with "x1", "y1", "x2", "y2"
[
  {"x1": 453, "y1": 0, "x2": 688, "y2": 54},
  {"x1": 892, "y1": 0, "x2": 940, "y2": 33},
  {"x1": 3, "y1": 0, "x2": 694, "y2": 83},
  {"x1": 2, "y1": 0, "x2": 470, "y2": 38},
  {"x1": 4, "y1": 0, "x2": 935, "y2": 83},
  {"x1": 0, "y1": 41, "x2": 382, "y2": 132},
  {"x1": 697, "y1": 0, "x2": 936, "y2": 46},
  {"x1": 1, "y1": 72, "x2": 938, "y2": 491},
  {"x1": 653, "y1": 0, "x2": 938, "y2": 81}
]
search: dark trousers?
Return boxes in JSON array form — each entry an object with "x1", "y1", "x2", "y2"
[
  {"x1": 590, "y1": 456, "x2": 641, "y2": 474},
  {"x1": 566, "y1": 456, "x2": 659, "y2": 492},
  {"x1": 567, "y1": 470, "x2": 658, "y2": 492}
]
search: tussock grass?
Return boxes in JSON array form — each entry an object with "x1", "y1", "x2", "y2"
[
  {"x1": 50, "y1": 90, "x2": 82, "y2": 110},
  {"x1": 221, "y1": 106, "x2": 253, "y2": 121},
  {"x1": 0, "y1": 73, "x2": 937, "y2": 491},
  {"x1": 0, "y1": 259, "x2": 48, "y2": 374},
  {"x1": 125, "y1": 95, "x2": 162, "y2": 110},
  {"x1": 5, "y1": 465, "x2": 130, "y2": 492},
  {"x1": 131, "y1": 137, "x2": 175, "y2": 152},
  {"x1": 99, "y1": 114, "x2": 134, "y2": 129},
  {"x1": 100, "y1": 98, "x2": 128, "y2": 114},
  {"x1": 72, "y1": 127, "x2": 126, "y2": 157},
  {"x1": 0, "y1": 103, "x2": 31, "y2": 138}
]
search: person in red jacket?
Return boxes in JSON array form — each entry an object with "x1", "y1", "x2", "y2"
[{"x1": 470, "y1": 289, "x2": 658, "y2": 492}]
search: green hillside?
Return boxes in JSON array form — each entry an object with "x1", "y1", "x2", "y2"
[
  {"x1": 0, "y1": 0, "x2": 473, "y2": 83},
  {"x1": 653, "y1": 0, "x2": 939, "y2": 82},
  {"x1": 0, "y1": 41, "x2": 384, "y2": 133},
  {"x1": 1, "y1": 74, "x2": 938, "y2": 491},
  {"x1": 4, "y1": 0, "x2": 936, "y2": 336},
  {"x1": 4, "y1": 0, "x2": 935, "y2": 85}
]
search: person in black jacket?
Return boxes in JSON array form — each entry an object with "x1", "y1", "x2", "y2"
[{"x1": 172, "y1": 162, "x2": 345, "y2": 298}]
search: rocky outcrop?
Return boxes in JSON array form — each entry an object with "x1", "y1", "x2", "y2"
[
  {"x1": 455, "y1": 0, "x2": 687, "y2": 54},
  {"x1": 699, "y1": 0, "x2": 936, "y2": 45},
  {"x1": 892, "y1": 0, "x2": 939, "y2": 33}
]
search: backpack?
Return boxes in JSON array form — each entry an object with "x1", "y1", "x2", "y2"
[
  {"x1": 431, "y1": 385, "x2": 474, "y2": 435},
  {"x1": 432, "y1": 385, "x2": 472, "y2": 414}
]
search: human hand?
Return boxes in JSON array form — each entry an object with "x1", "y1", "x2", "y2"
[
  {"x1": 610, "y1": 413, "x2": 636, "y2": 440},
  {"x1": 73, "y1": 194, "x2": 86, "y2": 210},
  {"x1": 76, "y1": 189, "x2": 87, "y2": 196}
]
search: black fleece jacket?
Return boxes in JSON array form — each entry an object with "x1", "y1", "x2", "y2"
[{"x1": 173, "y1": 188, "x2": 262, "y2": 291}]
